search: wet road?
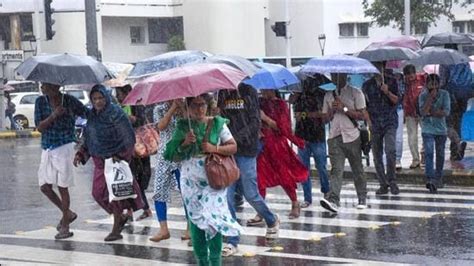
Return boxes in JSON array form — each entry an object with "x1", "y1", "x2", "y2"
[{"x1": 1, "y1": 138, "x2": 474, "y2": 265}]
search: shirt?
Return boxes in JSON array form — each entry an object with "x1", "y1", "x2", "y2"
[
  {"x1": 362, "y1": 77, "x2": 399, "y2": 133},
  {"x1": 322, "y1": 85, "x2": 366, "y2": 143},
  {"x1": 293, "y1": 88, "x2": 326, "y2": 142},
  {"x1": 35, "y1": 94, "x2": 87, "y2": 150},
  {"x1": 403, "y1": 75, "x2": 425, "y2": 117},
  {"x1": 419, "y1": 89, "x2": 451, "y2": 136}
]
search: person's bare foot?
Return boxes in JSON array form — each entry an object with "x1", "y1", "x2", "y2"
[
  {"x1": 149, "y1": 231, "x2": 171, "y2": 242},
  {"x1": 181, "y1": 230, "x2": 191, "y2": 240},
  {"x1": 288, "y1": 201, "x2": 300, "y2": 219},
  {"x1": 136, "y1": 209, "x2": 152, "y2": 221}
]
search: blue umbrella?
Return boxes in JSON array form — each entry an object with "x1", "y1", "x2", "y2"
[
  {"x1": 243, "y1": 62, "x2": 300, "y2": 90},
  {"x1": 128, "y1": 50, "x2": 209, "y2": 78},
  {"x1": 318, "y1": 74, "x2": 370, "y2": 91},
  {"x1": 301, "y1": 54, "x2": 379, "y2": 74}
]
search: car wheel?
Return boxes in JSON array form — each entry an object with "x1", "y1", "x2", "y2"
[{"x1": 13, "y1": 115, "x2": 29, "y2": 130}]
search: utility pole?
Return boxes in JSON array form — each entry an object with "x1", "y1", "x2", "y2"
[
  {"x1": 404, "y1": 0, "x2": 410, "y2": 35},
  {"x1": 34, "y1": 0, "x2": 42, "y2": 54},
  {"x1": 284, "y1": 0, "x2": 291, "y2": 68},
  {"x1": 85, "y1": 0, "x2": 100, "y2": 60},
  {"x1": 9, "y1": 15, "x2": 21, "y2": 50}
]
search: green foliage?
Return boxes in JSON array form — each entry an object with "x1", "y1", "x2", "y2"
[
  {"x1": 362, "y1": 0, "x2": 473, "y2": 33},
  {"x1": 167, "y1": 35, "x2": 185, "y2": 51}
]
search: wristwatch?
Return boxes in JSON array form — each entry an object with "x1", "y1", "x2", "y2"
[{"x1": 343, "y1": 107, "x2": 348, "y2": 113}]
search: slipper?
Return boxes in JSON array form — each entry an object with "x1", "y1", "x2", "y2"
[
  {"x1": 55, "y1": 231, "x2": 74, "y2": 240},
  {"x1": 246, "y1": 214, "x2": 264, "y2": 226},
  {"x1": 104, "y1": 233, "x2": 123, "y2": 242},
  {"x1": 56, "y1": 212, "x2": 78, "y2": 231},
  {"x1": 149, "y1": 233, "x2": 171, "y2": 242}
]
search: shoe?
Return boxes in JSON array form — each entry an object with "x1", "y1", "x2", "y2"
[
  {"x1": 375, "y1": 186, "x2": 389, "y2": 195},
  {"x1": 246, "y1": 214, "x2": 264, "y2": 226},
  {"x1": 104, "y1": 233, "x2": 123, "y2": 242},
  {"x1": 459, "y1": 142, "x2": 467, "y2": 160},
  {"x1": 409, "y1": 162, "x2": 420, "y2": 169},
  {"x1": 390, "y1": 183, "x2": 400, "y2": 195},
  {"x1": 54, "y1": 230, "x2": 74, "y2": 240},
  {"x1": 320, "y1": 198, "x2": 338, "y2": 213},
  {"x1": 427, "y1": 183, "x2": 437, "y2": 194},
  {"x1": 396, "y1": 163, "x2": 402, "y2": 171},
  {"x1": 265, "y1": 214, "x2": 280, "y2": 239},
  {"x1": 222, "y1": 243, "x2": 238, "y2": 257},
  {"x1": 300, "y1": 201, "x2": 311, "y2": 208},
  {"x1": 356, "y1": 198, "x2": 367, "y2": 209}
]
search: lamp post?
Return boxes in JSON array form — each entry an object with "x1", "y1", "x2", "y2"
[{"x1": 318, "y1": 34, "x2": 326, "y2": 56}]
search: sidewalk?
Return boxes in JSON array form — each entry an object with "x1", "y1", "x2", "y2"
[{"x1": 0, "y1": 129, "x2": 41, "y2": 139}]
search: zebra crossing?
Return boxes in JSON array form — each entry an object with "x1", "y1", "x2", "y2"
[{"x1": 1, "y1": 182, "x2": 473, "y2": 265}]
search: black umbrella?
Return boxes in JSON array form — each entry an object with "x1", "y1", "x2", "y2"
[
  {"x1": 421, "y1": 32, "x2": 474, "y2": 48},
  {"x1": 405, "y1": 47, "x2": 470, "y2": 67},
  {"x1": 355, "y1": 46, "x2": 419, "y2": 62},
  {"x1": 16, "y1": 53, "x2": 114, "y2": 86}
]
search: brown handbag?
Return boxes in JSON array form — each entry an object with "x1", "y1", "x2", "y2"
[
  {"x1": 134, "y1": 124, "x2": 160, "y2": 158},
  {"x1": 204, "y1": 118, "x2": 240, "y2": 190}
]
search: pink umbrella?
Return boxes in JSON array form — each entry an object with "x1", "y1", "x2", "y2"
[
  {"x1": 123, "y1": 63, "x2": 247, "y2": 105},
  {"x1": 366, "y1": 36, "x2": 422, "y2": 69}
]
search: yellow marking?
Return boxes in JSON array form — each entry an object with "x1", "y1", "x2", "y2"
[
  {"x1": 391, "y1": 221, "x2": 401, "y2": 226},
  {"x1": 441, "y1": 211, "x2": 451, "y2": 215},
  {"x1": 369, "y1": 225, "x2": 380, "y2": 230},
  {"x1": 31, "y1": 131, "x2": 41, "y2": 137},
  {"x1": 310, "y1": 236, "x2": 321, "y2": 241},
  {"x1": 271, "y1": 246, "x2": 284, "y2": 251},
  {"x1": 335, "y1": 232, "x2": 346, "y2": 237},
  {"x1": 242, "y1": 252, "x2": 256, "y2": 257}
]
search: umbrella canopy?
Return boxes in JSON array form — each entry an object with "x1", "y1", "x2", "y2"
[
  {"x1": 365, "y1": 36, "x2": 422, "y2": 51},
  {"x1": 15, "y1": 53, "x2": 114, "y2": 86},
  {"x1": 204, "y1": 55, "x2": 260, "y2": 77},
  {"x1": 301, "y1": 54, "x2": 379, "y2": 74},
  {"x1": 123, "y1": 63, "x2": 247, "y2": 105},
  {"x1": 128, "y1": 50, "x2": 209, "y2": 78},
  {"x1": 102, "y1": 62, "x2": 134, "y2": 87},
  {"x1": 405, "y1": 47, "x2": 470, "y2": 67},
  {"x1": 242, "y1": 62, "x2": 300, "y2": 90},
  {"x1": 355, "y1": 46, "x2": 419, "y2": 62},
  {"x1": 422, "y1": 32, "x2": 474, "y2": 48},
  {"x1": 318, "y1": 74, "x2": 370, "y2": 91}
]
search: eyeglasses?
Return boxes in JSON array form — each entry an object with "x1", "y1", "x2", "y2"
[{"x1": 190, "y1": 102, "x2": 207, "y2": 109}]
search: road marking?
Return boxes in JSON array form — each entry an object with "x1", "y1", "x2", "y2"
[
  {"x1": 87, "y1": 217, "x2": 334, "y2": 241},
  {"x1": 0, "y1": 229, "x2": 407, "y2": 265},
  {"x1": 165, "y1": 207, "x2": 391, "y2": 229},
  {"x1": 345, "y1": 183, "x2": 474, "y2": 194},
  {"x1": 0, "y1": 243, "x2": 185, "y2": 265},
  {"x1": 266, "y1": 193, "x2": 474, "y2": 209}
]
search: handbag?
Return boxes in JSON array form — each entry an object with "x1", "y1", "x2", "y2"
[
  {"x1": 134, "y1": 124, "x2": 159, "y2": 158},
  {"x1": 204, "y1": 118, "x2": 240, "y2": 190},
  {"x1": 104, "y1": 158, "x2": 137, "y2": 202}
]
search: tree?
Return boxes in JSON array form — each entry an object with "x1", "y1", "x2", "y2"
[
  {"x1": 362, "y1": 0, "x2": 474, "y2": 33},
  {"x1": 167, "y1": 35, "x2": 185, "y2": 51}
]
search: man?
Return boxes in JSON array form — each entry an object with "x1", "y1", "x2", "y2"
[
  {"x1": 218, "y1": 84, "x2": 280, "y2": 257},
  {"x1": 320, "y1": 73, "x2": 368, "y2": 213},
  {"x1": 290, "y1": 74, "x2": 330, "y2": 208},
  {"x1": 402, "y1": 64, "x2": 424, "y2": 169},
  {"x1": 35, "y1": 83, "x2": 87, "y2": 239},
  {"x1": 362, "y1": 62, "x2": 400, "y2": 195},
  {"x1": 419, "y1": 74, "x2": 451, "y2": 193}
]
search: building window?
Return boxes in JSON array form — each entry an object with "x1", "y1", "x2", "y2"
[
  {"x1": 20, "y1": 15, "x2": 34, "y2": 41},
  {"x1": 357, "y1": 23, "x2": 369, "y2": 37},
  {"x1": 130, "y1": 26, "x2": 145, "y2": 44},
  {"x1": 453, "y1": 21, "x2": 466, "y2": 33},
  {"x1": 468, "y1": 21, "x2": 474, "y2": 33},
  {"x1": 339, "y1": 23, "x2": 354, "y2": 37},
  {"x1": 414, "y1": 22, "x2": 428, "y2": 35},
  {"x1": 148, "y1": 17, "x2": 184, "y2": 44}
]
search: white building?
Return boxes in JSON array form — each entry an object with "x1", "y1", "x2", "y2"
[{"x1": 1, "y1": 0, "x2": 472, "y2": 80}]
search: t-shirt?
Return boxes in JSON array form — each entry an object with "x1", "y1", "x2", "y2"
[
  {"x1": 293, "y1": 89, "x2": 326, "y2": 142},
  {"x1": 419, "y1": 89, "x2": 451, "y2": 136},
  {"x1": 322, "y1": 85, "x2": 366, "y2": 143}
]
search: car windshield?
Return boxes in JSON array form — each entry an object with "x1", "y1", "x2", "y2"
[{"x1": 65, "y1": 90, "x2": 85, "y2": 100}]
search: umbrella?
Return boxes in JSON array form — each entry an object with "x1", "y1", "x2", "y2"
[
  {"x1": 123, "y1": 63, "x2": 247, "y2": 106},
  {"x1": 102, "y1": 62, "x2": 133, "y2": 87},
  {"x1": 15, "y1": 53, "x2": 114, "y2": 86},
  {"x1": 318, "y1": 74, "x2": 369, "y2": 91},
  {"x1": 355, "y1": 46, "x2": 419, "y2": 62},
  {"x1": 128, "y1": 50, "x2": 209, "y2": 78},
  {"x1": 1, "y1": 84, "x2": 15, "y2": 91},
  {"x1": 365, "y1": 36, "x2": 422, "y2": 51},
  {"x1": 422, "y1": 32, "x2": 474, "y2": 48},
  {"x1": 242, "y1": 62, "x2": 300, "y2": 91},
  {"x1": 204, "y1": 55, "x2": 260, "y2": 77},
  {"x1": 301, "y1": 54, "x2": 379, "y2": 74},
  {"x1": 405, "y1": 47, "x2": 470, "y2": 67}
]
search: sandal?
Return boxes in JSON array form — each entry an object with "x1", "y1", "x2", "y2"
[
  {"x1": 181, "y1": 234, "x2": 191, "y2": 241},
  {"x1": 55, "y1": 231, "x2": 74, "y2": 240},
  {"x1": 136, "y1": 210, "x2": 152, "y2": 221},
  {"x1": 56, "y1": 212, "x2": 78, "y2": 231},
  {"x1": 246, "y1": 214, "x2": 264, "y2": 226},
  {"x1": 149, "y1": 233, "x2": 171, "y2": 242},
  {"x1": 222, "y1": 244, "x2": 238, "y2": 257},
  {"x1": 104, "y1": 233, "x2": 123, "y2": 242}
]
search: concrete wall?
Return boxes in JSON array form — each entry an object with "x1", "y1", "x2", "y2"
[{"x1": 182, "y1": 0, "x2": 266, "y2": 57}]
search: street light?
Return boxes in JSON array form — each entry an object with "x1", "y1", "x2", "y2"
[{"x1": 318, "y1": 34, "x2": 326, "y2": 56}]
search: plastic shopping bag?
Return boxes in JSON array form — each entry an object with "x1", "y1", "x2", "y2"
[{"x1": 104, "y1": 158, "x2": 137, "y2": 202}]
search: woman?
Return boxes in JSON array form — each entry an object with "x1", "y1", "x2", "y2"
[
  {"x1": 149, "y1": 100, "x2": 189, "y2": 242},
  {"x1": 73, "y1": 85, "x2": 143, "y2": 241},
  {"x1": 258, "y1": 90, "x2": 308, "y2": 219},
  {"x1": 164, "y1": 94, "x2": 242, "y2": 266},
  {"x1": 115, "y1": 85, "x2": 153, "y2": 221}
]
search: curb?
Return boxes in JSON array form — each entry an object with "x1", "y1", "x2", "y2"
[{"x1": 0, "y1": 130, "x2": 41, "y2": 139}]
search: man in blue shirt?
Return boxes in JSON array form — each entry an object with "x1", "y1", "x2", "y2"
[
  {"x1": 362, "y1": 62, "x2": 400, "y2": 195},
  {"x1": 419, "y1": 74, "x2": 451, "y2": 193},
  {"x1": 35, "y1": 83, "x2": 87, "y2": 239}
]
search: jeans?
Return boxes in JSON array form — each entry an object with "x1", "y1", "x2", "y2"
[
  {"x1": 422, "y1": 133, "x2": 447, "y2": 187},
  {"x1": 226, "y1": 155, "x2": 276, "y2": 247},
  {"x1": 5, "y1": 112, "x2": 16, "y2": 130},
  {"x1": 406, "y1": 116, "x2": 420, "y2": 163},
  {"x1": 371, "y1": 126, "x2": 397, "y2": 187},
  {"x1": 396, "y1": 109, "x2": 404, "y2": 163},
  {"x1": 298, "y1": 141, "x2": 330, "y2": 204},
  {"x1": 327, "y1": 136, "x2": 367, "y2": 206}
]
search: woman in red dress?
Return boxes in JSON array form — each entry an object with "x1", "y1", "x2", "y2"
[{"x1": 257, "y1": 90, "x2": 308, "y2": 219}]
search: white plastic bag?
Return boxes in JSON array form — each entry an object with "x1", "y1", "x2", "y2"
[{"x1": 104, "y1": 158, "x2": 137, "y2": 202}]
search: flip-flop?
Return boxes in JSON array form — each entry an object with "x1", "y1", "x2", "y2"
[
  {"x1": 55, "y1": 231, "x2": 74, "y2": 240},
  {"x1": 56, "y1": 212, "x2": 78, "y2": 231},
  {"x1": 246, "y1": 215, "x2": 264, "y2": 226},
  {"x1": 104, "y1": 233, "x2": 123, "y2": 242}
]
